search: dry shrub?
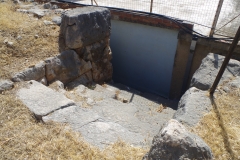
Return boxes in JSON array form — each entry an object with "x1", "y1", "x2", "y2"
[
  {"x1": 192, "y1": 88, "x2": 240, "y2": 160},
  {"x1": 0, "y1": 1, "x2": 59, "y2": 79}
]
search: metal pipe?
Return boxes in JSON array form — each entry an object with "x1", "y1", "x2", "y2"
[
  {"x1": 150, "y1": 0, "x2": 153, "y2": 13},
  {"x1": 209, "y1": 0, "x2": 224, "y2": 37},
  {"x1": 91, "y1": 0, "x2": 93, "y2": 5},
  {"x1": 93, "y1": 0, "x2": 98, "y2": 6},
  {"x1": 210, "y1": 26, "x2": 240, "y2": 94}
]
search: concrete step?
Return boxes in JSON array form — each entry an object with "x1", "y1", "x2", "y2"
[
  {"x1": 43, "y1": 105, "x2": 145, "y2": 149},
  {"x1": 91, "y1": 96, "x2": 176, "y2": 145},
  {"x1": 17, "y1": 80, "x2": 177, "y2": 148}
]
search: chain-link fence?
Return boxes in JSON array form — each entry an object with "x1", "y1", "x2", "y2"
[{"x1": 67, "y1": 0, "x2": 240, "y2": 38}]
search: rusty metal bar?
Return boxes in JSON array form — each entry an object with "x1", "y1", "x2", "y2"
[
  {"x1": 209, "y1": 0, "x2": 224, "y2": 37},
  {"x1": 93, "y1": 0, "x2": 98, "y2": 6},
  {"x1": 150, "y1": 0, "x2": 153, "y2": 13},
  {"x1": 210, "y1": 26, "x2": 240, "y2": 94}
]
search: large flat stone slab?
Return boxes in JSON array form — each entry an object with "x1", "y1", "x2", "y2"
[
  {"x1": 173, "y1": 87, "x2": 212, "y2": 127},
  {"x1": 73, "y1": 84, "x2": 115, "y2": 101},
  {"x1": 78, "y1": 121, "x2": 145, "y2": 149},
  {"x1": 92, "y1": 97, "x2": 176, "y2": 145},
  {"x1": 43, "y1": 105, "x2": 101, "y2": 129},
  {"x1": 17, "y1": 79, "x2": 177, "y2": 149},
  {"x1": 70, "y1": 83, "x2": 176, "y2": 143},
  {"x1": 190, "y1": 53, "x2": 240, "y2": 90},
  {"x1": 43, "y1": 105, "x2": 145, "y2": 149},
  {"x1": 17, "y1": 80, "x2": 75, "y2": 119},
  {"x1": 92, "y1": 98, "x2": 144, "y2": 132}
]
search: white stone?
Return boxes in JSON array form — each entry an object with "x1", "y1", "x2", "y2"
[
  {"x1": 43, "y1": 20, "x2": 53, "y2": 25},
  {"x1": 38, "y1": 77, "x2": 47, "y2": 86},
  {"x1": 52, "y1": 16, "x2": 62, "y2": 25}
]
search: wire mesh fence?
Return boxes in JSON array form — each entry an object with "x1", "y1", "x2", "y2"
[
  {"x1": 68, "y1": 0, "x2": 240, "y2": 38},
  {"x1": 215, "y1": 0, "x2": 240, "y2": 37},
  {"x1": 150, "y1": 0, "x2": 219, "y2": 36}
]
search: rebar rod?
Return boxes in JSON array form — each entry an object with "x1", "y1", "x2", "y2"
[{"x1": 210, "y1": 26, "x2": 240, "y2": 94}]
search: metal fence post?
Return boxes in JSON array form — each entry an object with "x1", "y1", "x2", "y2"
[
  {"x1": 209, "y1": 26, "x2": 240, "y2": 94},
  {"x1": 91, "y1": 0, "x2": 93, "y2": 5},
  {"x1": 93, "y1": 0, "x2": 98, "y2": 6},
  {"x1": 150, "y1": 0, "x2": 153, "y2": 13},
  {"x1": 209, "y1": 0, "x2": 224, "y2": 37}
]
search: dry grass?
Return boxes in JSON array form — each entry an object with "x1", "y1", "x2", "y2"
[
  {"x1": 191, "y1": 110, "x2": 231, "y2": 160},
  {"x1": 214, "y1": 89, "x2": 240, "y2": 159},
  {"x1": 192, "y1": 88, "x2": 240, "y2": 160},
  {"x1": 0, "y1": 1, "x2": 59, "y2": 79},
  {"x1": 156, "y1": 104, "x2": 166, "y2": 113},
  {"x1": 0, "y1": 2, "x2": 147, "y2": 159}
]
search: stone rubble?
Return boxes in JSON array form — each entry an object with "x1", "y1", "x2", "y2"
[
  {"x1": 28, "y1": 8, "x2": 46, "y2": 18},
  {"x1": 43, "y1": 20, "x2": 53, "y2": 25},
  {"x1": 0, "y1": 79, "x2": 14, "y2": 93},
  {"x1": 52, "y1": 16, "x2": 62, "y2": 25},
  {"x1": 43, "y1": 2, "x2": 51, "y2": 9},
  {"x1": 16, "y1": 2, "x2": 64, "y2": 18}
]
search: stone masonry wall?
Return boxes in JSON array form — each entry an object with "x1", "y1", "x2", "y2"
[{"x1": 59, "y1": 6, "x2": 113, "y2": 83}]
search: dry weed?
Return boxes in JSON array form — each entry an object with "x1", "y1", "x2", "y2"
[
  {"x1": 191, "y1": 110, "x2": 231, "y2": 160},
  {"x1": 214, "y1": 89, "x2": 240, "y2": 159},
  {"x1": 192, "y1": 88, "x2": 240, "y2": 160},
  {"x1": 114, "y1": 90, "x2": 121, "y2": 100},
  {"x1": 156, "y1": 104, "x2": 166, "y2": 113},
  {"x1": 0, "y1": 1, "x2": 59, "y2": 79}
]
